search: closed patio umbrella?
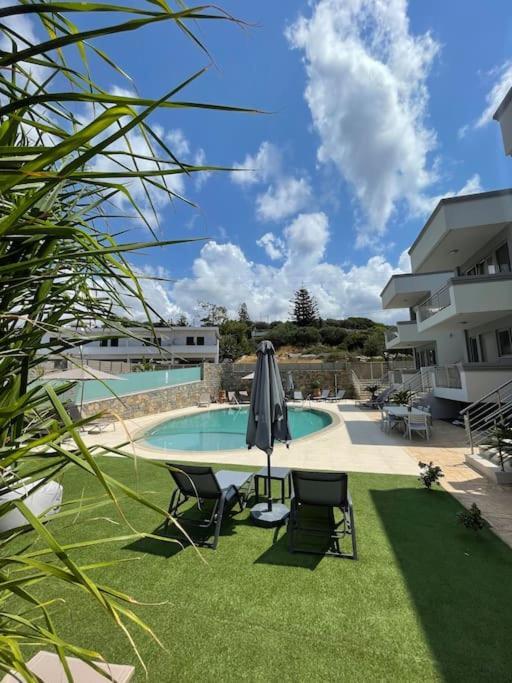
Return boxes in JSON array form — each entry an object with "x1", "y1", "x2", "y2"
[{"x1": 246, "y1": 340, "x2": 291, "y2": 526}]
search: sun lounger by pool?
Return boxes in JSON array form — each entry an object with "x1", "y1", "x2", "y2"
[
  {"x1": 165, "y1": 464, "x2": 253, "y2": 549},
  {"x1": 287, "y1": 469, "x2": 357, "y2": 560}
]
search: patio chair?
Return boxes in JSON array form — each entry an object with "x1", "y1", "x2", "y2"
[
  {"x1": 164, "y1": 464, "x2": 253, "y2": 549},
  {"x1": 197, "y1": 392, "x2": 211, "y2": 407},
  {"x1": 236, "y1": 390, "x2": 250, "y2": 404},
  {"x1": 66, "y1": 402, "x2": 113, "y2": 433},
  {"x1": 378, "y1": 405, "x2": 401, "y2": 433},
  {"x1": 325, "y1": 389, "x2": 346, "y2": 402},
  {"x1": 312, "y1": 389, "x2": 330, "y2": 401},
  {"x1": 287, "y1": 469, "x2": 357, "y2": 560},
  {"x1": 227, "y1": 391, "x2": 239, "y2": 405},
  {"x1": 358, "y1": 386, "x2": 393, "y2": 409},
  {"x1": 292, "y1": 391, "x2": 305, "y2": 401},
  {"x1": 404, "y1": 413, "x2": 431, "y2": 440}
]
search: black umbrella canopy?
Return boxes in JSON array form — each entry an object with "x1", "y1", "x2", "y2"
[
  {"x1": 246, "y1": 340, "x2": 291, "y2": 454},
  {"x1": 246, "y1": 340, "x2": 291, "y2": 523}
]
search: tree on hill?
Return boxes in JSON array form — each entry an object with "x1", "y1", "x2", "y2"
[
  {"x1": 291, "y1": 287, "x2": 319, "y2": 327},
  {"x1": 199, "y1": 301, "x2": 228, "y2": 327},
  {"x1": 238, "y1": 302, "x2": 251, "y2": 324},
  {"x1": 176, "y1": 313, "x2": 189, "y2": 326}
]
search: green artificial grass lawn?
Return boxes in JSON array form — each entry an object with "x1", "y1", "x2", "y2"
[{"x1": 19, "y1": 457, "x2": 512, "y2": 682}]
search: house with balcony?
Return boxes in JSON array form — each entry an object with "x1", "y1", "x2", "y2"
[
  {"x1": 47, "y1": 326, "x2": 220, "y2": 370},
  {"x1": 381, "y1": 188, "x2": 512, "y2": 415}
]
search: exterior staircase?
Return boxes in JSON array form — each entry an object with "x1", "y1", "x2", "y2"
[{"x1": 460, "y1": 378, "x2": 512, "y2": 453}]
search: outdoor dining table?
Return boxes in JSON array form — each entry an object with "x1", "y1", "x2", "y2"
[{"x1": 383, "y1": 406, "x2": 426, "y2": 418}]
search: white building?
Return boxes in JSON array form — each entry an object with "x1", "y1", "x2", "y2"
[
  {"x1": 48, "y1": 326, "x2": 220, "y2": 369},
  {"x1": 380, "y1": 86, "x2": 512, "y2": 423},
  {"x1": 381, "y1": 188, "x2": 512, "y2": 411}
]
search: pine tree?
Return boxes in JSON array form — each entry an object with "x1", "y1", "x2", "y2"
[
  {"x1": 238, "y1": 302, "x2": 251, "y2": 324},
  {"x1": 291, "y1": 287, "x2": 319, "y2": 327}
]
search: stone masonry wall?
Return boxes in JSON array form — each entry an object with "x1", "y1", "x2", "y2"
[
  {"x1": 82, "y1": 363, "x2": 221, "y2": 420},
  {"x1": 222, "y1": 364, "x2": 354, "y2": 398}
]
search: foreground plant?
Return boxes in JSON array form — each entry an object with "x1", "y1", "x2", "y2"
[
  {"x1": 457, "y1": 503, "x2": 485, "y2": 531},
  {"x1": 418, "y1": 461, "x2": 444, "y2": 489},
  {"x1": 0, "y1": 1, "x2": 254, "y2": 678}
]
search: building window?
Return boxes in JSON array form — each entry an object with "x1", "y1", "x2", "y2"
[
  {"x1": 497, "y1": 329, "x2": 512, "y2": 356},
  {"x1": 186, "y1": 336, "x2": 194, "y2": 346},
  {"x1": 110, "y1": 338, "x2": 119, "y2": 347},
  {"x1": 468, "y1": 337, "x2": 479, "y2": 363},
  {"x1": 496, "y1": 243, "x2": 511, "y2": 273},
  {"x1": 197, "y1": 336, "x2": 205, "y2": 346},
  {"x1": 100, "y1": 339, "x2": 108, "y2": 347}
]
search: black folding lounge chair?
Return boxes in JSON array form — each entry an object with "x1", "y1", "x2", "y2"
[
  {"x1": 287, "y1": 469, "x2": 357, "y2": 560},
  {"x1": 165, "y1": 464, "x2": 253, "y2": 549}
]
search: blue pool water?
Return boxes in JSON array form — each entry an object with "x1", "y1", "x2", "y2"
[
  {"x1": 78, "y1": 367, "x2": 201, "y2": 403},
  {"x1": 143, "y1": 406, "x2": 332, "y2": 452}
]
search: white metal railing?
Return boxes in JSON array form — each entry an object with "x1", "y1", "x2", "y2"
[
  {"x1": 385, "y1": 328, "x2": 399, "y2": 344},
  {"x1": 460, "y1": 377, "x2": 512, "y2": 452},
  {"x1": 416, "y1": 284, "x2": 451, "y2": 322},
  {"x1": 399, "y1": 368, "x2": 433, "y2": 395},
  {"x1": 434, "y1": 365, "x2": 462, "y2": 389}
]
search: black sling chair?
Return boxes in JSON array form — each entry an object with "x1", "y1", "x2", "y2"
[
  {"x1": 287, "y1": 470, "x2": 357, "y2": 560},
  {"x1": 165, "y1": 464, "x2": 253, "y2": 549}
]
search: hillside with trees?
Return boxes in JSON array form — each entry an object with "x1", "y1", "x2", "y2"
[{"x1": 196, "y1": 289, "x2": 400, "y2": 362}]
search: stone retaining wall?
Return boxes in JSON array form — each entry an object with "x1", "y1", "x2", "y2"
[
  {"x1": 222, "y1": 364, "x2": 354, "y2": 398},
  {"x1": 82, "y1": 363, "x2": 221, "y2": 420}
]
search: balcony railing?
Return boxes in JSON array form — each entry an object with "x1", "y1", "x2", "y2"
[
  {"x1": 416, "y1": 284, "x2": 451, "y2": 322},
  {"x1": 434, "y1": 365, "x2": 462, "y2": 389},
  {"x1": 385, "y1": 328, "x2": 399, "y2": 343}
]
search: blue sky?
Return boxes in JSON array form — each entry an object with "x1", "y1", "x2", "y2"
[{"x1": 11, "y1": 0, "x2": 512, "y2": 322}]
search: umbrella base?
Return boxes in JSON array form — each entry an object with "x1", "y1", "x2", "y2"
[{"x1": 250, "y1": 502, "x2": 289, "y2": 527}]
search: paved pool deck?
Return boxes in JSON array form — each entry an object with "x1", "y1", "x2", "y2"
[{"x1": 83, "y1": 399, "x2": 512, "y2": 548}]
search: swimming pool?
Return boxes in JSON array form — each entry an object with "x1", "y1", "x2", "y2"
[{"x1": 143, "y1": 406, "x2": 333, "y2": 452}]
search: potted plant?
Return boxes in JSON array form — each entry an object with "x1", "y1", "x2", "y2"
[
  {"x1": 366, "y1": 384, "x2": 380, "y2": 402},
  {"x1": 481, "y1": 421, "x2": 512, "y2": 473},
  {"x1": 391, "y1": 389, "x2": 414, "y2": 406}
]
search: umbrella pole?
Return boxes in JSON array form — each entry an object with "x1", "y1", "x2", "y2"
[{"x1": 266, "y1": 450, "x2": 273, "y2": 512}]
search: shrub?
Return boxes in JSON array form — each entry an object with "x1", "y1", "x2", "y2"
[
  {"x1": 392, "y1": 389, "x2": 414, "y2": 406},
  {"x1": 320, "y1": 326, "x2": 347, "y2": 346},
  {"x1": 457, "y1": 503, "x2": 485, "y2": 531},
  {"x1": 295, "y1": 326, "x2": 321, "y2": 347},
  {"x1": 418, "y1": 461, "x2": 444, "y2": 489}
]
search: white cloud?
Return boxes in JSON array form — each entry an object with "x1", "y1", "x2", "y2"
[
  {"x1": 166, "y1": 128, "x2": 190, "y2": 157},
  {"x1": 85, "y1": 95, "x2": 211, "y2": 228},
  {"x1": 232, "y1": 141, "x2": 312, "y2": 222},
  {"x1": 286, "y1": 0, "x2": 440, "y2": 244},
  {"x1": 231, "y1": 141, "x2": 282, "y2": 185},
  {"x1": 163, "y1": 212, "x2": 405, "y2": 322},
  {"x1": 126, "y1": 265, "x2": 184, "y2": 322},
  {"x1": 455, "y1": 173, "x2": 482, "y2": 196},
  {"x1": 475, "y1": 60, "x2": 512, "y2": 129},
  {"x1": 414, "y1": 173, "x2": 484, "y2": 217},
  {"x1": 257, "y1": 232, "x2": 285, "y2": 260},
  {"x1": 256, "y1": 176, "x2": 312, "y2": 221}
]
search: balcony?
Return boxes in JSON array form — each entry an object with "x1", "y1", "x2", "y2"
[
  {"x1": 380, "y1": 271, "x2": 453, "y2": 309},
  {"x1": 415, "y1": 272, "x2": 512, "y2": 331},
  {"x1": 429, "y1": 362, "x2": 512, "y2": 403},
  {"x1": 385, "y1": 321, "x2": 434, "y2": 350},
  {"x1": 409, "y1": 189, "x2": 512, "y2": 274}
]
